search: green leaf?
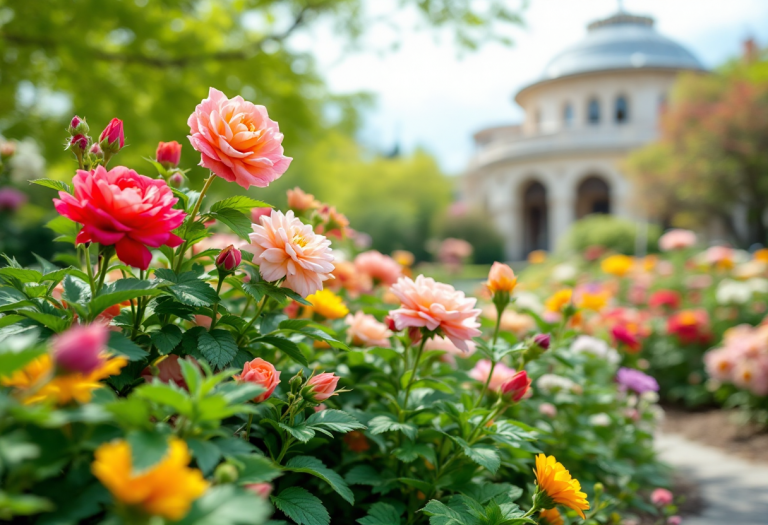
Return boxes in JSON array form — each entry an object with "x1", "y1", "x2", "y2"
[
  {"x1": 30, "y1": 178, "x2": 72, "y2": 194},
  {"x1": 0, "y1": 314, "x2": 23, "y2": 329},
  {"x1": 368, "y1": 414, "x2": 417, "y2": 441},
  {"x1": 0, "y1": 287, "x2": 29, "y2": 312},
  {"x1": 0, "y1": 345, "x2": 46, "y2": 379},
  {"x1": 236, "y1": 454, "x2": 283, "y2": 484},
  {"x1": 277, "y1": 422, "x2": 316, "y2": 443},
  {"x1": 198, "y1": 329, "x2": 238, "y2": 369},
  {"x1": 460, "y1": 483, "x2": 523, "y2": 505},
  {"x1": 393, "y1": 441, "x2": 437, "y2": 464},
  {"x1": 89, "y1": 279, "x2": 161, "y2": 318},
  {"x1": 151, "y1": 324, "x2": 183, "y2": 354},
  {"x1": 61, "y1": 274, "x2": 91, "y2": 303},
  {"x1": 241, "y1": 282, "x2": 266, "y2": 303},
  {"x1": 307, "y1": 409, "x2": 365, "y2": 434},
  {"x1": 270, "y1": 487, "x2": 329, "y2": 525},
  {"x1": 106, "y1": 397, "x2": 151, "y2": 428},
  {"x1": 135, "y1": 383, "x2": 193, "y2": 414},
  {"x1": 421, "y1": 500, "x2": 470, "y2": 525},
  {"x1": 257, "y1": 335, "x2": 308, "y2": 367},
  {"x1": 208, "y1": 208, "x2": 253, "y2": 240},
  {"x1": 176, "y1": 485, "x2": 272, "y2": 525},
  {"x1": 45, "y1": 216, "x2": 81, "y2": 244},
  {"x1": 157, "y1": 270, "x2": 219, "y2": 307},
  {"x1": 448, "y1": 436, "x2": 500, "y2": 474},
  {"x1": 187, "y1": 438, "x2": 221, "y2": 475},
  {"x1": 285, "y1": 455, "x2": 354, "y2": 505},
  {"x1": 398, "y1": 478, "x2": 433, "y2": 493},
  {"x1": 345, "y1": 465, "x2": 384, "y2": 487},
  {"x1": 126, "y1": 430, "x2": 169, "y2": 474},
  {"x1": 357, "y1": 502, "x2": 402, "y2": 525},
  {"x1": 108, "y1": 331, "x2": 149, "y2": 361},
  {"x1": 0, "y1": 267, "x2": 43, "y2": 283},
  {"x1": 210, "y1": 196, "x2": 272, "y2": 214},
  {"x1": 17, "y1": 310, "x2": 70, "y2": 333}
]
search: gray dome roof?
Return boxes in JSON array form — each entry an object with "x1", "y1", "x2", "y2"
[{"x1": 542, "y1": 12, "x2": 705, "y2": 80}]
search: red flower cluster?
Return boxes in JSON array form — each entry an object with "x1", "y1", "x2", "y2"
[{"x1": 667, "y1": 309, "x2": 712, "y2": 345}]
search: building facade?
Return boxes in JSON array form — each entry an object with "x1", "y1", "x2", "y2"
[{"x1": 463, "y1": 10, "x2": 705, "y2": 261}]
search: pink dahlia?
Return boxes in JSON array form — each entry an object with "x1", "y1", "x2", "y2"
[
  {"x1": 354, "y1": 250, "x2": 402, "y2": 287},
  {"x1": 53, "y1": 166, "x2": 185, "y2": 270},
  {"x1": 187, "y1": 87, "x2": 291, "y2": 189},
  {"x1": 248, "y1": 210, "x2": 334, "y2": 298},
  {"x1": 389, "y1": 275, "x2": 481, "y2": 352},
  {"x1": 658, "y1": 229, "x2": 697, "y2": 251}
]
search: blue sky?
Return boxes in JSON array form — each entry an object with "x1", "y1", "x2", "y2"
[{"x1": 288, "y1": 0, "x2": 768, "y2": 174}]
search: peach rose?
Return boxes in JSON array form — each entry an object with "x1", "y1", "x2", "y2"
[
  {"x1": 304, "y1": 372, "x2": 340, "y2": 402},
  {"x1": 187, "y1": 87, "x2": 291, "y2": 189},
  {"x1": 287, "y1": 187, "x2": 319, "y2": 212},
  {"x1": 235, "y1": 358, "x2": 280, "y2": 402},
  {"x1": 354, "y1": 250, "x2": 402, "y2": 287},
  {"x1": 345, "y1": 312, "x2": 393, "y2": 348},
  {"x1": 659, "y1": 229, "x2": 697, "y2": 251},
  {"x1": 486, "y1": 262, "x2": 517, "y2": 294}
]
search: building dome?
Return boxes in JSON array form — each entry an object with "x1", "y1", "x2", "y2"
[{"x1": 541, "y1": 12, "x2": 705, "y2": 80}]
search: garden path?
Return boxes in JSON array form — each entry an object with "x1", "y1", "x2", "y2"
[{"x1": 655, "y1": 432, "x2": 768, "y2": 525}]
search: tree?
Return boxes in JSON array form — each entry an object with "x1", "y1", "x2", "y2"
[{"x1": 625, "y1": 50, "x2": 768, "y2": 246}]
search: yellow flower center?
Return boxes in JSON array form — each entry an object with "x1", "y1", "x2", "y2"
[{"x1": 293, "y1": 234, "x2": 308, "y2": 247}]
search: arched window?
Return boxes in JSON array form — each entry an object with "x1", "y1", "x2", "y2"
[
  {"x1": 615, "y1": 96, "x2": 629, "y2": 123},
  {"x1": 576, "y1": 176, "x2": 611, "y2": 219},
  {"x1": 587, "y1": 98, "x2": 600, "y2": 125},
  {"x1": 563, "y1": 103, "x2": 574, "y2": 127},
  {"x1": 523, "y1": 181, "x2": 548, "y2": 253}
]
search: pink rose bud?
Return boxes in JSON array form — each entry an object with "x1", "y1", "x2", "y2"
[
  {"x1": 99, "y1": 118, "x2": 125, "y2": 149},
  {"x1": 156, "y1": 140, "x2": 182, "y2": 168},
  {"x1": 52, "y1": 323, "x2": 109, "y2": 375},
  {"x1": 533, "y1": 333, "x2": 551, "y2": 350},
  {"x1": 651, "y1": 488, "x2": 673, "y2": 507},
  {"x1": 667, "y1": 517, "x2": 682, "y2": 525},
  {"x1": 235, "y1": 358, "x2": 281, "y2": 402},
  {"x1": 304, "y1": 372, "x2": 340, "y2": 402},
  {"x1": 486, "y1": 262, "x2": 517, "y2": 294},
  {"x1": 69, "y1": 115, "x2": 89, "y2": 135},
  {"x1": 384, "y1": 315, "x2": 398, "y2": 332},
  {"x1": 245, "y1": 483, "x2": 273, "y2": 499},
  {"x1": 500, "y1": 370, "x2": 531, "y2": 402},
  {"x1": 89, "y1": 143, "x2": 103, "y2": 156},
  {"x1": 69, "y1": 134, "x2": 89, "y2": 154},
  {"x1": 168, "y1": 173, "x2": 184, "y2": 188},
  {"x1": 0, "y1": 141, "x2": 16, "y2": 158},
  {"x1": 216, "y1": 245, "x2": 242, "y2": 272}
]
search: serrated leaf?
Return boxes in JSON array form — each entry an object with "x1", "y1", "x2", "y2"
[
  {"x1": 157, "y1": 270, "x2": 219, "y2": 307},
  {"x1": 285, "y1": 455, "x2": 354, "y2": 505},
  {"x1": 257, "y1": 335, "x2": 308, "y2": 367},
  {"x1": 210, "y1": 196, "x2": 272, "y2": 214},
  {"x1": 45, "y1": 216, "x2": 81, "y2": 244},
  {"x1": 89, "y1": 279, "x2": 161, "y2": 318},
  {"x1": 270, "y1": 487, "x2": 329, "y2": 525},
  {"x1": 448, "y1": 435, "x2": 500, "y2": 474},
  {"x1": 345, "y1": 465, "x2": 383, "y2": 486},
  {"x1": 306, "y1": 409, "x2": 365, "y2": 434},
  {"x1": 393, "y1": 441, "x2": 437, "y2": 464},
  {"x1": 30, "y1": 178, "x2": 72, "y2": 194},
  {"x1": 368, "y1": 414, "x2": 417, "y2": 441},
  {"x1": 61, "y1": 274, "x2": 91, "y2": 303},
  {"x1": 198, "y1": 329, "x2": 238, "y2": 369},
  {"x1": 0, "y1": 267, "x2": 43, "y2": 283},
  {"x1": 152, "y1": 296, "x2": 197, "y2": 320},
  {"x1": 357, "y1": 502, "x2": 402, "y2": 525},
  {"x1": 208, "y1": 208, "x2": 252, "y2": 240},
  {"x1": 135, "y1": 383, "x2": 193, "y2": 414},
  {"x1": 277, "y1": 422, "x2": 315, "y2": 443},
  {"x1": 187, "y1": 438, "x2": 221, "y2": 475},
  {"x1": 17, "y1": 310, "x2": 70, "y2": 333},
  {"x1": 151, "y1": 324, "x2": 183, "y2": 354},
  {"x1": 107, "y1": 331, "x2": 149, "y2": 361},
  {"x1": 421, "y1": 500, "x2": 469, "y2": 525},
  {"x1": 126, "y1": 430, "x2": 169, "y2": 474},
  {"x1": 237, "y1": 454, "x2": 283, "y2": 484}
]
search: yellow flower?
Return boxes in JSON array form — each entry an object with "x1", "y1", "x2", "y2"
[
  {"x1": 2, "y1": 354, "x2": 127, "y2": 405},
  {"x1": 92, "y1": 438, "x2": 208, "y2": 521},
  {"x1": 307, "y1": 289, "x2": 349, "y2": 319},
  {"x1": 600, "y1": 254, "x2": 634, "y2": 277},
  {"x1": 576, "y1": 289, "x2": 610, "y2": 312},
  {"x1": 642, "y1": 254, "x2": 658, "y2": 272},
  {"x1": 545, "y1": 289, "x2": 573, "y2": 313},
  {"x1": 534, "y1": 454, "x2": 590, "y2": 519},
  {"x1": 393, "y1": 250, "x2": 415, "y2": 267},
  {"x1": 528, "y1": 250, "x2": 547, "y2": 264},
  {"x1": 540, "y1": 508, "x2": 564, "y2": 525}
]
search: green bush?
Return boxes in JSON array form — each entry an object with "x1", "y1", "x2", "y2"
[
  {"x1": 558, "y1": 214, "x2": 661, "y2": 255},
  {"x1": 435, "y1": 210, "x2": 505, "y2": 264}
]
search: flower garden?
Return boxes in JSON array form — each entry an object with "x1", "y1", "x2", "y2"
[{"x1": 1, "y1": 87, "x2": 765, "y2": 525}]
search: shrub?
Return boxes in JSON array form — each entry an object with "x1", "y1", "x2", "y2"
[{"x1": 558, "y1": 214, "x2": 661, "y2": 256}]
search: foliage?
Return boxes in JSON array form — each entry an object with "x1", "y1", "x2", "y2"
[
  {"x1": 557, "y1": 214, "x2": 661, "y2": 256},
  {"x1": 434, "y1": 209, "x2": 505, "y2": 264}
]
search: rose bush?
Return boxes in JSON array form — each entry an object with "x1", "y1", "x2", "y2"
[{"x1": 0, "y1": 89, "x2": 672, "y2": 525}]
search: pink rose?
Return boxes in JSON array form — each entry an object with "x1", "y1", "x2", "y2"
[
  {"x1": 287, "y1": 187, "x2": 318, "y2": 212},
  {"x1": 539, "y1": 402, "x2": 557, "y2": 418},
  {"x1": 304, "y1": 372, "x2": 340, "y2": 402},
  {"x1": 658, "y1": 229, "x2": 696, "y2": 251},
  {"x1": 187, "y1": 87, "x2": 292, "y2": 189},
  {"x1": 354, "y1": 250, "x2": 402, "y2": 287},
  {"x1": 390, "y1": 275, "x2": 481, "y2": 352},
  {"x1": 251, "y1": 207, "x2": 272, "y2": 223},
  {"x1": 235, "y1": 358, "x2": 281, "y2": 402},
  {"x1": 345, "y1": 311, "x2": 393, "y2": 348},
  {"x1": 99, "y1": 118, "x2": 125, "y2": 148},
  {"x1": 651, "y1": 488, "x2": 673, "y2": 507},
  {"x1": 667, "y1": 516, "x2": 682, "y2": 525},
  {"x1": 156, "y1": 141, "x2": 182, "y2": 168},
  {"x1": 52, "y1": 323, "x2": 109, "y2": 374},
  {"x1": 469, "y1": 359, "x2": 518, "y2": 391},
  {"x1": 53, "y1": 166, "x2": 185, "y2": 270},
  {"x1": 424, "y1": 335, "x2": 476, "y2": 357}
]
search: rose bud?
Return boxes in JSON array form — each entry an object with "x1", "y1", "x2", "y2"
[
  {"x1": 651, "y1": 488, "x2": 673, "y2": 507},
  {"x1": 486, "y1": 262, "x2": 517, "y2": 294},
  {"x1": 168, "y1": 173, "x2": 184, "y2": 188},
  {"x1": 69, "y1": 134, "x2": 89, "y2": 155},
  {"x1": 500, "y1": 370, "x2": 531, "y2": 402},
  {"x1": 99, "y1": 118, "x2": 125, "y2": 152},
  {"x1": 234, "y1": 358, "x2": 280, "y2": 402},
  {"x1": 216, "y1": 245, "x2": 242, "y2": 273},
  {"x1": 303, "y1": 372, "x2": 340, "y2": 402},
  {"x1": 533, "y1": 333, "x2": 551, "y2": 350},
  {"x1": 0, "y1": 141, "x2": 16, "y2": 158},
  {"x1": 245, "y1": 483, "x2": 273, "y2": 499},
  {"x1": 384, "y1": 315, "x2": 398, "y2": 332},
  {"x1": 69, "y1": 115, "x2": 89, "y2": 135},
  {"x1": 156, "y1": 140, "x2": 182, "y2": 168},
  {"x1": 89, "y1": 143, "x2": 103, "y2": 157},
  {"x1": 51, "y1": 323, "x2": 109, "y2": 375}
]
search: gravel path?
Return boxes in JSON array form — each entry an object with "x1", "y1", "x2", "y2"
[{"x1": 655, "y1": 432, "x2": 768, "y2": 525}]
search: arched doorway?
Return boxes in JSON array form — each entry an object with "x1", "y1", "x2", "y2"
[
  {"x1": 575, "y1": 176, "x2": 610, "y2": 219},
  {"x1": 523, "y1": 181, "x2": 548, "y2": 254}
]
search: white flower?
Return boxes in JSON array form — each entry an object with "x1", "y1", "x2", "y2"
[
  {"x1": 552, "y1": 263, "x2": 577, "y2": 283},
  {"x1": 747, "y1": 278, "x2": 768, "y2": 294},
  {"x1": 537, "y1": 374, "x2": 577, "y2": 395},
  {"x1": 570, "y1": 335, "x2": 620, "y2": 365},
  {"x1": 8, "y1": 138, "x2": 45, "y2": 183},
  {"x1": 715, "y1": 279, "x2": 752, "y2": 305},
  {"x1": 589, "y1": 413, "x2": 611, "y2": 427},
  {"x1": 513, "y1": 291, "x2": 543, "y2": 314},
  {"x1": 640, "y1": 391, "x2": 659, "y2": 404}
]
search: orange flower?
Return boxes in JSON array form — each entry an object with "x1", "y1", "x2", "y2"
[
  {"x1": 540, "y1": 508, "x2": 564, "y2": 525},
  {"x1": 534, "y1": 454, "x2": 589, "y2": 519},
  {"x1": 545, "y1": 289, "x2": 573, "y2": 313},
  {"x1": 486, "y1": 262, "x2": 517, "y2": 294},
  {"x1": 528, "y1": 250, "x2": 547, "y2": 264},
  {"x1": 92, "y1": 438, "x2": 208, "y2": 520},
  {"x1": 600, "y1": 254, "x2": 633, "y2": 277}
]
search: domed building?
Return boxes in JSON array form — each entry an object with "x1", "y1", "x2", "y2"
[{"x1": 462, "y1": 8, "x2": 705, "y2": 260}]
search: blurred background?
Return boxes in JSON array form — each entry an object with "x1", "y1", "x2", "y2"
[{"x1": 0, "y1": 0, "x2": 767, "y2": 272}]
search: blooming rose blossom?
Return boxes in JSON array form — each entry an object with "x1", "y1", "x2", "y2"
[
  {"x1": 0, "y1": 187, "x2": 27, "y2": 211},
  {"x1": 53, "y1": 166, "x2": 185, "y2": 270},
  {"x1": 486, "y1": 262, "x2": 517, "y2": 294},
  {"x1": 235, "y1": 358, "x2": 281, "y2": 402},
  {"x1": 667, "y1": 516, "x2": 682, "y2": 525},
  {"x1": 248, "y1": 210, "x2": 334, "y2": 298},
  {"x1": 389, "y1": 275, "x2": 481, "y2": 352},
  {"x1": 305, "y1": 372, "x2": 340, "y2": 402},
  {"x1": 52, "y1": 323, "x2": 109, "y2": 375},
  {"x1": 659, "y1": 229, "x2": 697, "y2": 251},
  {"x1": 616, "y1": 368, "x2": 659, "y2": 394},
  {"x1": 187, "y1": 87, "x2": 291, "y2": 189},
  {"x1": 667, "y1": 309, "x2": 711, "y2": 345},
  {"x1": 156, "y1": 141, "x2": 182, "y2": 168},
  {"x1": 287, "y1": 187, "x2": 318, "y2": 212},
  {"x1": 354, "y1": 250, "x2": 402, "y2": 287},
  {"x1": 611, "y1": 323, "x2": 642, "y2": 352},
  {"x1": 500, "y1": 371, "x2": 531, "y2": 401},
  {"x1": 651, "y1": 488, "x2": 673, "y2": 507},
  {"x1": 345, "y1": 311, "x2": 393, "y2": 347},
  {"x1": 469, "y1": 359, "x2": 517, "y2": 391}
]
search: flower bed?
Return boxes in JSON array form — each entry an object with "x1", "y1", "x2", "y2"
[{"x1": 0, "y1": 89, "x2": 677, "y2": 524}]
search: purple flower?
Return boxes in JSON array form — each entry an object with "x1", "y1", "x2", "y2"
[
  {"x1": 0, "y1": 187, "x2": 27, "y2": 212},
  {"x1": 616, "y1": 367, "x2": 659, "y2": 394}
]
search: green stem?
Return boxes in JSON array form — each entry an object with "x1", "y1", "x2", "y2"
[
  {"x1": 95, "y1": 248, "x2": 114, "y2": 294},
  {"x1": 237, "y1": 296, "x2": 267, "y2": 345},
  {"x1": 208, "y1": 276, "x2": 227, "y2": 331},
  {"x1": 244, "y1": 413, "x2": 253, "y2": 441},
  {"x1": 473, "y1": 308, "x2": 503, "y2": 410},
  {"x1": 174, "y1": 174, "x2": 215, "y2": 274},
  {"x1": 84, "y1": 244, "x2": 96, "y2": 296},
  {"x1": 132, "y1": 269, "x2": 146, "y2": 333},
  {"x1": 402, "y1": 335, "x2": 427, "y2": 416}
]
